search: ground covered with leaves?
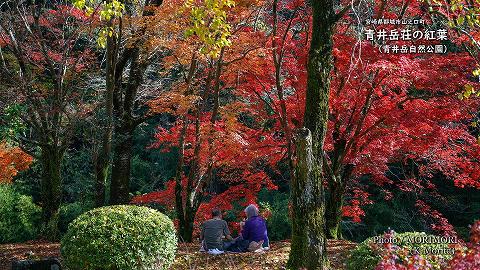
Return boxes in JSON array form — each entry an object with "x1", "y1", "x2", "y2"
[{"x1": 0, "y1": 240, "x2": 356, "y2": 270}]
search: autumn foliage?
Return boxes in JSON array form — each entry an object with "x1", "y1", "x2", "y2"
[
  {"x1": 130, "y1": 0, "x2": 480, "y2": 239},
  {"x1": 0, "y1": 143, "x2": 33, "y2": 184},
  {"x1": 447, "y1": 220, "x2": 480, "y2": 270},
  {"x1": 131, "y1": 0, "x2": 279, "y2": 239},
  {"x1": 374, "y1": 220, "x2": 480, "y2": 270}
]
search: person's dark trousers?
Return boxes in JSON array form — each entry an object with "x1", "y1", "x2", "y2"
[{"x1": 225, "y1": 237, "x2": 249, "y2": 252}]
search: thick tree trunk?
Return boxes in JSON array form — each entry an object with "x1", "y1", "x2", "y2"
[
  {"x1": 288, "y1": 0, "x2": 335, "y2": 269},
  {"x1": 106, "y1": 2, "x2": 164, "y2": 205},
  {"x1": 325, "y1": 181, "x2": 344, "y2": 239},
  {"x1": 109, "y1": 127, "x2": 134, "y2": 205},
  {"x1": 40, "y1": 147, "x2": 63, "y2": 241},
  {"x1": 303, "y1": 3, "x2": 334, "y2": 152},
  {"x1": 109, "y1": 46, "x2": 141, "y2": 205},
  {"x1": 288, "y1": 129, "x2": 328, "y2": 270}
]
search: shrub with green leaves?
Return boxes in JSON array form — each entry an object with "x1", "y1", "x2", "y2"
[
  {"x1": 61, "y1": 205, "x2": 177, "y2": 270},
  {"x1": 0, "y1": 184, "x2": 41, "y2": 243},
  {"x1": 347, "y1": 231, "x2": 454, "y2": 270},
  {"x1": 258, "y1": 189, "x2": 291, "y2": 241}
]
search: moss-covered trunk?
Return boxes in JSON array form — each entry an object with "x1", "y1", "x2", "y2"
[
  {"x1": 95, "y1": 152, "x2": 109, "y2": 206},
  {"x1": 288, "y1": 129, "x2": 328, "y2": 270},
  {"x1": 40, "y1": 146, "x2": 63, "y2": 240},
  {"x1": 176, "y1": 186, "x2": 198, "y2": 242},
  {"x1": 288, "y1": 0, "x2": 335, "y2": 269},
  {"x1": 109, "y1": 127, "x2": 134, "y2": 205},
  {"x1": 325, "y1": 162, "x2": 353, "y2": 239},
  {"x1": 325, "y1": 181, "x2": 344, "y2": 239}
]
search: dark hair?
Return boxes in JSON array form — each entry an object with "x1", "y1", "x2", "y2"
[{"x1": 211, "y1": 208, "x2": 221, "y2": 218}]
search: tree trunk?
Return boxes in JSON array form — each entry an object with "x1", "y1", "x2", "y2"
[
  {"x1": 108, "y1": 46, "x2": 141, "y2": 205},
  {"x1": 288, "y1": 129, "x2": 328, "y2": 269},
  {"x1": 94, "y1": 152, "x2": 109, "y2": 207},
  {"x1": 94, "y1": 16, "x2": 116, "y2": 207},
  {"x1": 303, "y1": 2, "x2": 334, "y2": 153},
  {"x1": 325, "y1": 181, "x2": 344, "y2": 239},
  {"x1": 40, "y1": 146, "x2": 63, "y2": 241},
  {"x1": 173, "y1": 54, "x2": 198, "y2": 243},
  {"x1": 109, "y1": 127, "x2": 134, "y2": 205},
  {"x1": 181, "y1": 205, "x2": 196, "y2": 242},
  {"x1": 288, "y1": 0, "x2": 335, "y2": 268},
  {"x1": 325, "y1": 163, "x2": 353, "y2": 239},
  {"x1": 106, "y1": 0, "x2": 164, "y2": 206}
]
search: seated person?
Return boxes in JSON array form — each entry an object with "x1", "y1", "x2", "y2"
[
  {"x1": 200, "y1": 208, "x2": 233, "y2": 252},
  {"x1": 240, "y1": 204, "x2": 270, "y2": 250}
]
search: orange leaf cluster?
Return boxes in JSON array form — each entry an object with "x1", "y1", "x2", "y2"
[{"x1": 0, "y1": 142, "x2": 33, "y2": 184}]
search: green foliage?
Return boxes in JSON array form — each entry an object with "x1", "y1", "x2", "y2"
[
  {"x1": 0, "y1": 185, "x2": 41, "y2": 243},
  {"x1": 61, "y1": 205, "x2": 177, "y2": 270},
  {"x1": 343, "y1": 193, "x2": 424, "y2": 242},
  {"x1": 12, "y1": 145, "x2": 95, "y2": 207},
  {"x1": 345, "y1": 172, "x2": 480, "y2": 243},
  {"x1": 59, "y1": 201, "x2": 94, "y2": 234},
  {"x1": 0, "y1": 104, "x2": 26, "y2": 142},
  {"x1": 346, "y1": 231, "x2": 453, "y2": 270},
  {"x1": 346, "y1": 239, "x2": 381, "y2": 270},
  {"x1": 458, "y1": 84, "x2": 480, "y2": 99},
  {"x1": 130, "y1": 117, "x2": 178, "y2": 195},
  {"x1": 72, "y1": 0, "x2": 125, "y2": 19},
  {"x1": 62, "y1": 148, "x2": 95, "y2": 203},
  {"x1": 258, "y1": 189, "x2": 291, "y2": 241},
  {"x1": 130, "y1": 154, "x2": 175, "y2": 194}
]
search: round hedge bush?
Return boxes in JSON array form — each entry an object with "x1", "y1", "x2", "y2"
[
  {"x1": 61, "y1": 205, "x2": 177, "y2": 270},
  {"x1": 346, "y1": 231, "x2": 454, "y2": 270}
]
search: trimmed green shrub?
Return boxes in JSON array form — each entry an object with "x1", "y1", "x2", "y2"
[
  {"x1": 347, "y1": 231, "x2": 454, "y2": 270},
  {"x1": 61, "y1": 205, "x2": 177, "y2": 270},
  {"x1": 0, "y1": 184, "x2": 41, "y2": 243}
]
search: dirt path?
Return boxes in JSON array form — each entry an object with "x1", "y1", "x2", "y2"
[{"x1": 0, "y1": 240, "x2": 356, "y2": 270}]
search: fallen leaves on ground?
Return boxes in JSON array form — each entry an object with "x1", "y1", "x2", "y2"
[
  {"x1": 172, "y1": 240, "x2": 356, "y2": 270},
  {"x1": 0, "y1": 240, "x2": 60, "y2": 270},
  {"x1": 0, "y1": 239, "x2": 356, "y2": 270}
]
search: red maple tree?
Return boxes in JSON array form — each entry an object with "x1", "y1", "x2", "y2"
[
  {"x1": 132, "y1": 0, "x2": 278, "y2": 241},
  {"x1": 133, "y1": 0, "x2": 480, "y2": 241}
]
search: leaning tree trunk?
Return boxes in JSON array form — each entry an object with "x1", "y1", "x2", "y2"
[
  {"x1": 288, "y1": 129, "x2": 328, "y2": 270},
  {"x1": 109, "y1": 127, "x2": 134, "y2": 205},
  {"x1": 40, "y1": 146, "x2": 63, "y2": 241},
  {"x1": 288, "y1": 0, "x2": 335, "y2": 269}
]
